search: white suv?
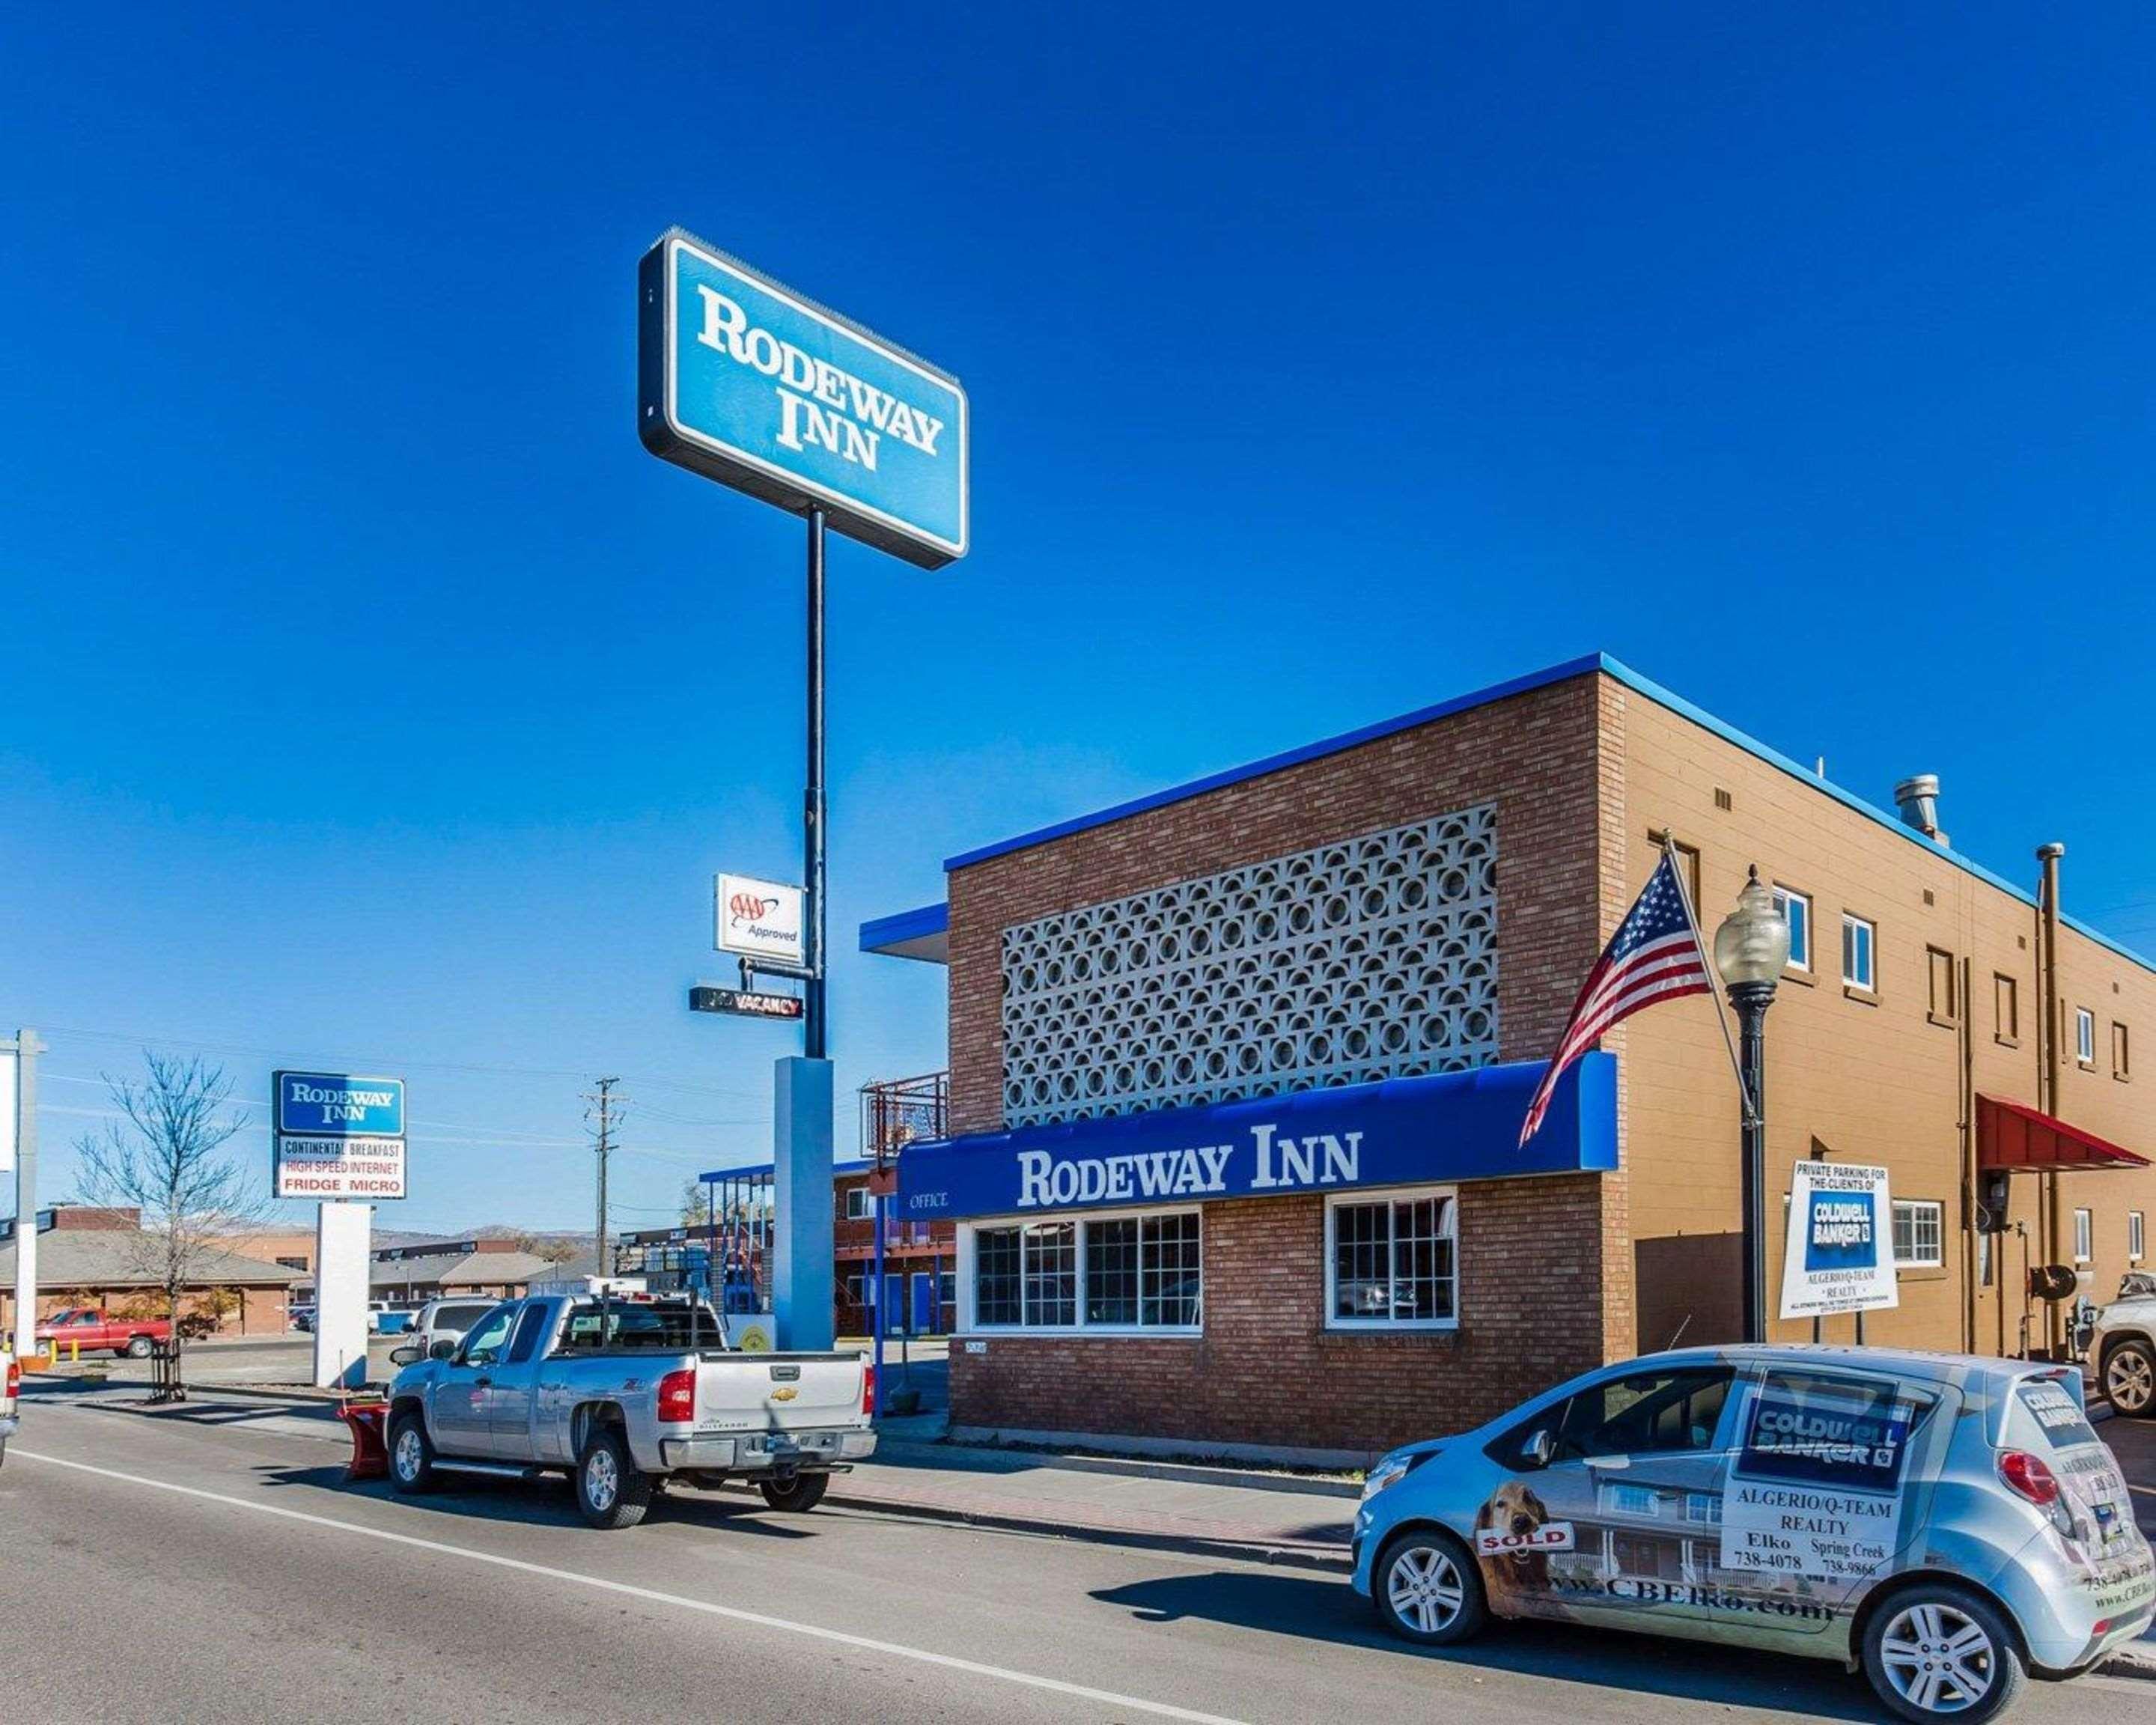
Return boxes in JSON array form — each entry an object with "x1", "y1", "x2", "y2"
[{"x1": 2090, "y1": 1280, "x2": 2156, "y2": 1417}]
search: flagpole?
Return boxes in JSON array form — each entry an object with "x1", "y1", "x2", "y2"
[{"x1": 1661, "y1": 837, "x2": 1756, "y2": 1127}]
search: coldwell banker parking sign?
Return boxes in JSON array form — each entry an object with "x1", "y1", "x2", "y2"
[
  {"x1": 639, "y1": 230, "x2": 968, "y2": 568},
  {"x1": 1778, "y1": 1160, "x2": 1897, "y2": 1321}
]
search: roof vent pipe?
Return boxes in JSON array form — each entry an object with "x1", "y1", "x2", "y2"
[{"x1": 1893, "y1": 773, "x2": 1946, "y2": 847}]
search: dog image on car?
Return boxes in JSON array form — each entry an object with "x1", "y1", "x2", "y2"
[{"x1": 1474, "y1": 1479, "x2": 1556, "y2": 1613}]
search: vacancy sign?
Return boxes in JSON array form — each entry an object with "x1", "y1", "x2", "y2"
[
  {"x1": 273, "y1": 1071, "x2": 407, "y2": 1201},
  {"x1": 1779, "y1": 1161, "x2": 1898, "y2": 1321},
  {"x1": 715, "y1": 874, "x2": 807, "y2": 968}
]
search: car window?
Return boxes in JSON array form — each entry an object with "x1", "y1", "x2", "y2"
[
  {"x1": 2004, "y1": 1375, "x2": 2099, "y2": 1454},
  {"x1": 1556, "y1": 1368, "x2": 1734, "y2": 1461},
  {"x1": 457, "y1": 1303, "x2": 517, "y2": 1364},
  {"x1": 505, "y1": 1303, "x2": 552, "y2": 1365},
  {"x1": 436, "y1": 1303, "x2": 493, "y2": 1330}
]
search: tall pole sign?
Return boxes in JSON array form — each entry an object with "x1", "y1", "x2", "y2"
[
  {"x1": 4, "y1": 1029, "x2": 40, "y2": 1363},
  {"x1": 640, "y1": 229, "x2": 967, "y2": 1354}
]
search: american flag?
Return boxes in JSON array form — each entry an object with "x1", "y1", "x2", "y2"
[{"x1": 1519, "y1": 851, "x2": 1714, "y2": 1146}]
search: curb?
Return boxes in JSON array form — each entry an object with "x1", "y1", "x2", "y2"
[
  {"x1": 2096, "y1": 1645, "x2": 2156, "y2": 1684},
  {"x1": 875, "y1": 1435, "x2": 1363, "y2": 1500},
  {"x1": 812, "y1": 1477, "x2": 1353, "y2": 1572}
]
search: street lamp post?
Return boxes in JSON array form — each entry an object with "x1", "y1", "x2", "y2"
[{"x1": 1713, "y1": 865, "x2": 1791, "y2": 1345}]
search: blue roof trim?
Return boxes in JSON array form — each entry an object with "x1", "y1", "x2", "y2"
[
  {"x1": 859, "y1": 901, "x2": 948, "y2": 953},
  {"x1": 1594, "y1": 658, "x2": 2156, "y2": 976},
  {"x1": 698, "y1": 1157, "x2": 874, "y2": 1184},
  {"x1": 927, "y1": 648, "x2": 2154, "y2": 979},
  {"x1": 941, "y1": 653, "x2": 1607, "y2": 871}
]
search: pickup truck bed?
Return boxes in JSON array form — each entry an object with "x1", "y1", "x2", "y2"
[{"x1": 385, "y1": 1293, "x2": 876, "y2": 1529}]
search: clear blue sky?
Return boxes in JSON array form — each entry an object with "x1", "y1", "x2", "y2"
[{"x1": 6, "y1": 7, "x2": 2154, "y2": 1233}]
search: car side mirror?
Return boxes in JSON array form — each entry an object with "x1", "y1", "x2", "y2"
[
  {"x1": 389, "y1": 1344, "x2": 420, "y2": 1366},
  {"x1": 1520, "y1": 1428, "x2": 1556, "y2": 1470},
  {"x1": 430, "y1": 1338, "x2": 459, "y2": 1361}
]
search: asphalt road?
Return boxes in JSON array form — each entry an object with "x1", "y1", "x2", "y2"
[{"x1": 1, "y1": 1391, "x2": 2148, "y2": 1725}]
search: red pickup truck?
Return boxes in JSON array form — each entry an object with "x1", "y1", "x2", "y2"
[{"x1": 37, "y1": 1307, "x2": 172, "y2": 1359}]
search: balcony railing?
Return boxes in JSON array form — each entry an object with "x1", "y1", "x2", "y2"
[{"x1": 859, "y1": 1071, "x2": 948, "y2": 1167}]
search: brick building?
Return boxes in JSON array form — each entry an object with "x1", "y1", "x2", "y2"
[{"x1": 862, "y1": 654, "x2": 2155, "y2": 1462}]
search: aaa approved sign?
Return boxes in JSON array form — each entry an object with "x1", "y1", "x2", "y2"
[{"x1": 1779, "y1": 1160, "x2": 1898, "y2": 1321}]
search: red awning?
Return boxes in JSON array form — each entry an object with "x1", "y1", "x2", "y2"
[{"x1": 1977, "y1": 1094, "x2": 2152, "y2": 1173}]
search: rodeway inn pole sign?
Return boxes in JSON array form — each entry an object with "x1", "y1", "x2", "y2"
[{"x1": 639, "y1": 230, "x2": 969, "y2": 569}]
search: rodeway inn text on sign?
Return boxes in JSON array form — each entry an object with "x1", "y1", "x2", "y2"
[
  {"x1": 641, "y1": 232, "x2": 968, "y2": 569},
  {"x1": 1016, "y1": 1125, "x2": 1360, "y2": 1209}
]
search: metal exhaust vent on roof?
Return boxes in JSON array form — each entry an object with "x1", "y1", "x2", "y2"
[{"x1": 1893, "y1": 773, "x2": 1947, "y2": 847}]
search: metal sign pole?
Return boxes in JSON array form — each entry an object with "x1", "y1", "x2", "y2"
[
  {"x1": 9, "y1": 1030, "x2": 41, "y2": 1362},
  {"x1": 804, "y1": 505, "x2": 828, "y2": 1059}
]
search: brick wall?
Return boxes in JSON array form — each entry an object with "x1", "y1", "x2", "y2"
[
  {"x1": 945, "y1": 677, "x2": 1608, "y2": 1133},
  {"x1": 949, "y1": 1175, "x2": 1608, "y2": 1455}
]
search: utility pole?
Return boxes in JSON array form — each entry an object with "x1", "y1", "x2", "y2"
[
  {"x1": 7, "y1": 1029, "x2": 41, "y2": 1360},
  {"x1": 586, "y1": 1077, "x2": 624, "y2": 1277}
]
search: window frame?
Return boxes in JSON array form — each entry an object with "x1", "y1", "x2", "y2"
[
  {"x1": 2075, "y1": 1007, "x2": 2096, "y2": 1068},
  {"x1": 1891, "y1": 1198, "x2": 1945, "y2": 1270},
  {"x1": 2131, "y1": 1211, "x2": 2146, "y2": 1263},
  {"x1": 843, "y1": 1186, "x2": 874, "y2": 1221},
  {"x1": 2073, "y1": 1206, "x2": 2093, "y2": 1264},
  {"x1": 1771, "y1": 885, "x2": 1812, "y2": 976},
  {"x1": 2113, "y1": 1020, "x2": 2131, "y2": 1082},
  {"x1": 1841, "y1": 913, "x2": 1877, "y2": 995},
  {"x1": 959, "y1": 1204, "x2": 1204, "y2": 1337},
  {"x1": 1323, "y1": 1184, "x2": 1461, "y2": 1333},
  {"x1": 1994, "y1": 972, "x2": 2020, "y2": 1048},
  {"x1": 1925, "y1": 946, "x2": 1958, "y2": 1028}
]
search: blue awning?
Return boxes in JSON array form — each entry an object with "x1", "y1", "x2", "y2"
[{"x1": 895, "y1": 1053, "x2": 1616, "y2": 1221}]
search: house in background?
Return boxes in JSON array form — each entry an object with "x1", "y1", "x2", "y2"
[{"x1": 0, "y1": 1205, "x2": 302, "y2": 1336}]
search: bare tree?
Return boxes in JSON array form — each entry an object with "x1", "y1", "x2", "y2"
[
  {"x1": 77, "y1": 1053, "x2": 268, "y2": 1351},
  {"x1": 678, "y1": 1177, "x2": 710, "y2": 1231}
]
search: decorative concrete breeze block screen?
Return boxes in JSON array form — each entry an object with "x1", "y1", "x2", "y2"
[{"x1": 999, "y1": 804, "x2": 1499, "y2": 1126}]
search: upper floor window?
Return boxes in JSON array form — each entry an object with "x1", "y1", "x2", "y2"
[
  {"x1": 2073, "y1": 1207, "x2": 2093, "y2": 1264},
  {"x1": 1925, "y1": 947, "x2": 1958, "y2": 1026},
  {"x1": 844, "y1": 1187, "x2": 874, "y2": 1221},
  {"x1": 1994, "y1": 973, "x2": 2019, "y2": 1047},
  {"x1": 2076, "y1": 1008, "x2": 2096, "y2": 1067},
  {"x1": 1842, "y1": 914, "x2": 1876, "y2": 993},
  {"x1": 2113, "y1": 1021, "x2": 2131, "y2": 1081},
  {"x1": 1892, "y1": 1199, "x2": 1944, "y2": 1269},
  {"x1": 2131, "y1": 1211, "x2": 2146, "y2": 1262},
  {"x1": 1771, "y1": 886, "x2": 1811, "y2": 973}
]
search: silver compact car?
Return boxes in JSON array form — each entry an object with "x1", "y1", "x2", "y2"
[{"x1": 1353, "y1": 1345, "x2": 2152, "y2": 1723}]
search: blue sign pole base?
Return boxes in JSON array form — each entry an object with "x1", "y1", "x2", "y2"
[{"x1": 772, "y1": 1057, "x2": 835, "y2": 1352}]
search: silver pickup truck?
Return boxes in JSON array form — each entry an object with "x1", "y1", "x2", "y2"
[{"x1": 385, "y1": 1291, "x2": 874, "y2": 1529}]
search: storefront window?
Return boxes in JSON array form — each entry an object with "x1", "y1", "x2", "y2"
[
  {"x1": 1023, "y1": 1222, "x2": 1077, "y2": 1325},
  {"x1": 1325, "y1": 1187, "x2": 1457, "y2": 1330},
  {"x1": 975, "y1": 1226, "x2": 1023, "y2": 1325},
  {"x1": 969, "y1": 1209, "x2": 1202, "y2": 1333}
]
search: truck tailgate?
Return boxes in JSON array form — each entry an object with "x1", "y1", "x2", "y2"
[{"x1": 695, "y1": 1352, "x2": 865, "y2": 1431}]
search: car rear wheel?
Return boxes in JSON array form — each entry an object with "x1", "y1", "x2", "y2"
[
  {"x1": 758, "y1": 1473, "x2": 829, "y2": 1513},
  {"x1": 1373, "y1": 1529, "x2": 1487, "y2": 1646},
  {"x1": 2102, "y1": 1338, "x2": 2155, "y2": 1417},
  {"x1": 575, "y1": 1426, "x2": 652, "y2": 1530},
  {"x1": 388, "y1": 1411, "x2": 437, "y2": 1494},
  {"x1": 1863, "y1": 1583, "x2": 2025, "y2": 1724},
  {"x1": 125, "y1": 1336, "x2": 154, "y2": 1359}
]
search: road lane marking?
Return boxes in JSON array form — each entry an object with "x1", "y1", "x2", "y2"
[{"x1": 12, "y1": 1450, "x2": 1247, "y2": 1725}]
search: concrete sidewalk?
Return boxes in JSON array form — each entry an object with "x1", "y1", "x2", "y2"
[{"x1": 823, "y1": 1438, "x2": 1355, "y2": 1571}]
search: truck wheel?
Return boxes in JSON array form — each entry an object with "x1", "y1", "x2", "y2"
[
  {"x1": 575, "y1": 1426, "x2": 651, "y2": 1530},
  {"x1": 758, "y1": 1473, "x2": 829, "y2": 1513},
  {"x1": 1372, "y1": 1528, "x2": 1487, "y2": 1646},
  {"x1": 1862, "y1": 1582, "x2": 2026, "y2": 1724},
  {"x1": 2102, "y1": 1338, "x2": 2156, "y2": 1417},
  {"x1": 389, "y1": 1411, "x2": 438, "y2": 1494},
  {"x1": 126, "y1": 1336, "x2": 154, "y2": 1359}
]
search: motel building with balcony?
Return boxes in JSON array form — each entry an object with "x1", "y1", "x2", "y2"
[{"x1": 859, "y1": 654, "x2": 2156, "y2": 1464}]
